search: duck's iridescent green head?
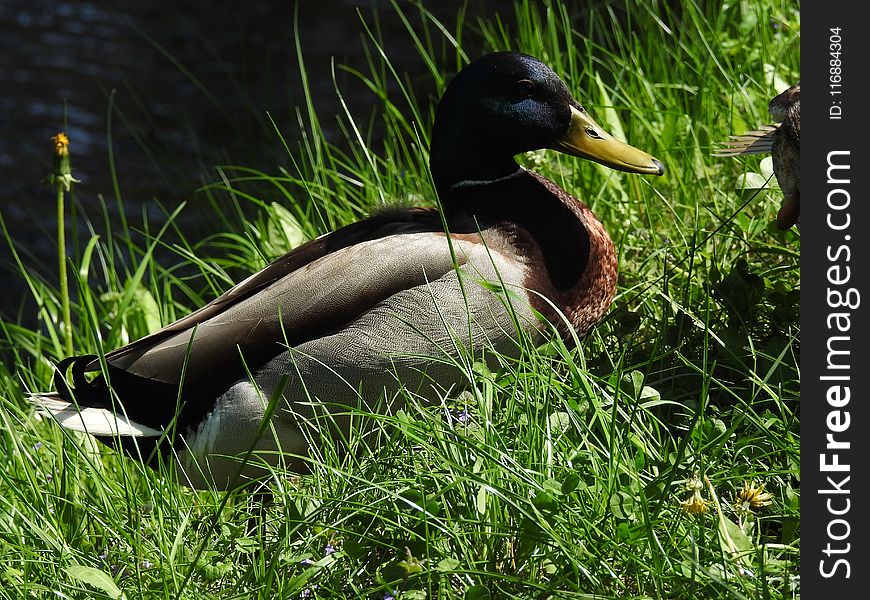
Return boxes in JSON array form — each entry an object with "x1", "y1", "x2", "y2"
[{"x1": 429, "y1": 52, "x2": 664, "y2": 192}]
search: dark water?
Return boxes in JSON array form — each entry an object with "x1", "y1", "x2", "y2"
[{"x1": 0, "y1": 0, "x2": 517, "y2": 324}]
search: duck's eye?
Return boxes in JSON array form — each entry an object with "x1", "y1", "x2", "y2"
[{"x1": 517, "y1": 79, "x2": 535, "y2": 97}]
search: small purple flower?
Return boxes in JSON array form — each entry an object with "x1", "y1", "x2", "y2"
[
  {"x1": 324, "y1": 543, "x2": 336, "y2": 555},
  {"x1": 300, "y1": 558, "x2": 315, "y2": 566},
  {"x1": 449, "y1": 407, "x2": 470, "y2": 424},
  {"x1": 384, "y1": 590, "x2": 398, "y2": 600},
  {"x1": 140, "y1": 559, "x2": 153, "y2": 569},
  {"x1": 33, "y1": 442, "x2": 43, "y2": 451}
]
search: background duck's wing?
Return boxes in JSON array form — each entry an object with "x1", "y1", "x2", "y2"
[{"x1": 712, "y1": 125, "x2": 778, "y2": 156}]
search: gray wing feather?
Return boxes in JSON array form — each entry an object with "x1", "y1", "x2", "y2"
[{"x1": 109, "y1": 234, "x2": 507, "y2": 387}]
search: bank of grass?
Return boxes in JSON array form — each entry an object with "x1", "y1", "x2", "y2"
[{"x1": 0, "y1": 1, "x2": 799, "y2": 598}]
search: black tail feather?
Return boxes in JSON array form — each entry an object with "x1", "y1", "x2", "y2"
[
  {"x1": 51, "y1": 354, "x2": 176, "y2": 466},
  {"x1": 53, "y1": 354, "x2": 112, "y2": 408}
]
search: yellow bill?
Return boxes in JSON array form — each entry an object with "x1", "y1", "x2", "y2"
[{"x1": 554, "y1": 106, "x2": 664, "y2": 175}]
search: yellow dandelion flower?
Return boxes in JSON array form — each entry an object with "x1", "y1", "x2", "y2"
[
  {"x1": 46, "y1": 131, "x2": 80, "y2": 192},
  {"x1": 734, "y1": 481, "x2": 774, "y2": 513},
  {"x1": 680, "y1": 476, "x2": 709, "y2": 515},
  {"x1": 52, "y1": 132, "x2": 70, "y2": 157}
]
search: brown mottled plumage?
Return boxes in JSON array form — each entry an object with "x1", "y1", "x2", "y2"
[
  {"x1": 34, "y1": 52, "x2": 663, "y2": 489},
  {"x1": 714, "y1": 83, "x2": 800, "y2": 229},
  {"x1": 769, "y1": 84, "x2": 800, "y2": 228}
]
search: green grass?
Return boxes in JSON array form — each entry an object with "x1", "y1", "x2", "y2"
[{"x1": 0, "y1": 1, "x2": 799, "y2": 598}]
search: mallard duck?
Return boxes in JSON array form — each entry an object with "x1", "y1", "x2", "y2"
[
  {"x1": 35, "y1": 52, "x2": 664, "y2": 489},
  {"x1": 714, "y1": 83, "x2": 800, "y2": 229}
]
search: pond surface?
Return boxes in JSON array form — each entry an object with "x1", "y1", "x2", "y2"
[{"x1": 0, "y1": 0, "x2": 517, "y2": 324}]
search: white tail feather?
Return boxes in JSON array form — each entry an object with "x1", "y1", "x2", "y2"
[{"x1": 31, "y1": 394, "x2": 163, "y2": 437}]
